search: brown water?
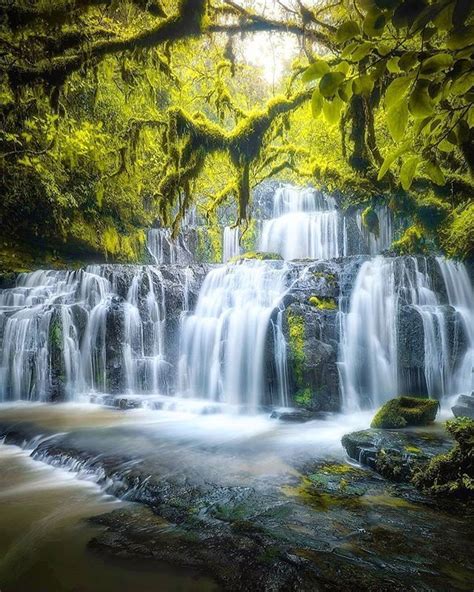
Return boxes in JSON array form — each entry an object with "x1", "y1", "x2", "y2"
[{"x1": 0, "y1": 439, "x2": 217, "y2": 592}]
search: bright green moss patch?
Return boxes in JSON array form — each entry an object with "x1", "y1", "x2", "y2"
[
  {"x1": 287, "y1": 312, "x2": 305, "y2": 389},
  {"x1": 229, "y1": 251, "x2": 282, "y2": 262},
  {"x1": 392, "y1": 224, "x2": 428, "y2": 255},
  {"x1": 371, "y1": 396, "x2": 439, "y2": 429},
  {"x1": 308, "y1": 295, "x2": 337, "y2": 310}
]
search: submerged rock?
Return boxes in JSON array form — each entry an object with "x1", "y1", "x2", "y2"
[
  {"x1": 269, "y1": 409, "x2": 328, "y2": 422},
  {"x1": 370, "y1": 396, "x2": 439, "y2": 429}
]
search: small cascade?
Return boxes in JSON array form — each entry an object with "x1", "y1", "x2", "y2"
[
  {"x1": 222, "y1": 226, "x2": 241, "y2": 262},
  {"x1": 339, "y1": 256, "x2": 473, "y2": 410},
  {"x1": 179, "y1": 260, "x2": 289, "y2": 410},
  {"x1": 259, "y1": 185, "x2": 339, "y2": 260},
  {"x1": 437, "y1": 258, "x2": 474, "y2": 394},
  {"x1": 0, "y1": 265, "x2": 186, "y2": 402}
]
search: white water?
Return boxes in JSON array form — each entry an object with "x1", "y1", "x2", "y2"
[
  {"x1": 340, "y1": 256, "x2": 474, "y2": 410},
  {"x1": 259, "y1": 185, "x2": 339, "y2": 260},
  {"x1": 0, "y1": 266, "x2": 174, "y2": 402},
  {"x1": 179, "y1": 260, "x2": 289, "y2": 410},
  {"x1": 222, "y1": 226, "x2": 241, "y2": 262}
]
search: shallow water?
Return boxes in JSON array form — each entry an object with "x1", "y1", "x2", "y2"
[{"x1": 0, "y1": 422, "x2": 219, "y2": 592}]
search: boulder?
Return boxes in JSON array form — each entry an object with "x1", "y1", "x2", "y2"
[
  {"x1": 370, "y1": 396, "x2": 439, "y2": 429},
  {"x1": 452, "y1": 393, "x2": 474, "y2": 420}
]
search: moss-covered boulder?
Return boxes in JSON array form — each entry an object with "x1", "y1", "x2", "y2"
[
  {"x1": 371, "y1": 396, "x2": 439, "y2": 429},
  {"x1": 412, "y1": 417, "x2": 474, "y2": 499}
]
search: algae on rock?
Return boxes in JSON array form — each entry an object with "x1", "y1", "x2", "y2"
[{"x1": 371, "y1": 396, "x2": 439, "y2": 429}]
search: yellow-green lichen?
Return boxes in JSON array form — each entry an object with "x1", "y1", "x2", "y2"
[{"x1": 308, "y1": 296, "x2": 337, "y2": 310}]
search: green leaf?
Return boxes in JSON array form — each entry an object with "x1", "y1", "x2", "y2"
[
  {"x1": 336, "y1": 20, "x2": 360, "y2": 42},
  {"x1": 378, "y1": 142, "x2": 410, "y2": 180},
  {"x1": 424, "y1": 160, "x2": 445, "y2": 185},
  {"x1": 450, "y1": 71, "x2": 474, "y2": 96},
  {"x1": 408, "y1": 82, "x2": 434, "y2": 118},
  {"x1": 353, "y1": 75, "x2": 375, "y2": 96},
  {"x1": 446, "y1": 26, "x2": 474, "y2": 50},
  {"x1": 392, "y1": 0, "x2": 427, "y2": 28},
  {"x1": 341, "y1": 41, "x2": 359, "y2": 59},
  {"x1": 363, "y1": 9, "x2": 386, "y2": 37},
  {"x1": 302, "y1": 59, "x2": 330, "y2": 83},
  {"x1": 334, "y1": 61, "x2": 351, "y2": 75},
  {"x1": 398, "y1": 51, "x2": 418, "y2": 71},
  {"x1": 322, "y1": 95, "x2": 344, "y2": 125},
  {"x1": 400, "y1": 156, "x2": 419, "y2": 190},
  {"x1": 319, "y1": 72, "x2": 346, "y2": 97},
  {"x1": 387, "y1": 57, "x2": 401, "y2": 73},
  {"x1": 420, "y1": 53, "x2": 454, "y2": 75},
  {"x1": 351, "y1": 42, "x2": 374, "y2": 61},
  {"x1": 387, "y1": 101, "x2": 408, "y2": 141},
  {"x1": 311, "y1": 89, "x2": 323, "y2": 118},
  {"x1": 438, "y1": 139, "x2": 455, "y2": 153},
  {"x1": 385, "y1": 76, "x2": 412, "y2": 108}
]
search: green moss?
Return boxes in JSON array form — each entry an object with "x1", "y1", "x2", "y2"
[
  {"x1": 392, "y1": 224, "x2": 428, "y2": 255},
  {"x1": 313, "y1": 271, "x2": 336, "y2": 284},
  {"x1": 412, "y1": 417, "x2": 474, "y2": 499},
  {"x1": 416, "y1": 195, "x2": 450, "y2": 229},
  {"x1": 440, "y1": 203, "x2": 474, "y2": 260},
  {"x1": 229, "y1": 251, "x2": 282, "y2": 262},
  {"x1": 371, "y1": 396, "x2": 439, "y2": 429},
  {"x1": 49, "y1": 318, "x2": 63, "y2": 350},
  {"x1": 308, "y1": 295, "x2": 337, "y2": 310},
  {"x1": 361, "y1": 206, "x2": 380, "y2": 236},
  {"x1": 287, "y1": 312, "x2": 305, "y2": 389},
  {"x1": 294, "y1": 388, "x2": 312, "y2": 407}
]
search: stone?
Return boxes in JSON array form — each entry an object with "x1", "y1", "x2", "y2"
[
  {"x1": 452, "y1": 393, "x2": 474, "y2": 419},
  {"x1": 370, "y1": 396, "x2": 439, "y2": 429}
]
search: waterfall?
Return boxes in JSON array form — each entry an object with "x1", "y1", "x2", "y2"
[
  {"x1": 0, "y1": 266, "x2": 175, "y2": 402},
  {"x1": 259, "y1": 185, "x2": 339, "y2": 260},
  {"x1": 179, "y1": 260, "x2": 289, "y2": 410},
  {"x1": 147, "y1": 228, "x2": 194, "y2": 264},
  {"x1": 222, "y1": 226, "x2": 241, "y2": 262},
  {"x1": 437, "y1": 257, "x2": 474, "y2": 395},
  {"x1": 339, "y1": 256, "x2": 474, "y2": 410}
]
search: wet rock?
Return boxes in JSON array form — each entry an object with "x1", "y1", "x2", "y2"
[
  {"x1": 370, "y1": 396, "x2": 439, "y2": 429},
  {"x1": 270, "y1": 409, "x2": 327, "y2": 422},
  {"x1": 342, "y1": 427, "x2": 453, "y2": 481},
  {"x1": 452, "y1": 393, "x2": 474, "y2": 419}
]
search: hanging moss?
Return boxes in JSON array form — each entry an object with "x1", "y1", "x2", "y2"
[
  {"x1": 229, "y1": 251, "x2": 282, "y2": 262},
  {"x1": 440, "y1": 203, "x2": 474, "y2": 260},
  {"x1": 361, "y1": 205, "x2": 380, "y2": 237}
]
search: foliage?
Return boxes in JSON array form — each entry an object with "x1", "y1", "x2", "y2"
[
  {"x1": 371, "y1": 396, "x2": 439, "y2": 429},
  {"x1": 287, "y1": 311, "x2": 306, "y2": 388},
  {"x1": 0, "y1": 0, "x2": 472, "y2": 263},
  {"x1": 412, "y1": 417, "x2": 474, "y2": 499},
  {"x1": 230, "y1": 251, "x2": 282, "y2": 262}
]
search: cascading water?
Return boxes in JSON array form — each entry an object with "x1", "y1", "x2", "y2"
[
  {"x1": 179, "y1": 260, "x2": 289, "y2": 410},
  {"x1": 0, "y1": 266, "x2": 177, "y2": 402},
  {"x1": 355, "y1": 205, "x2": 394, "y2": 255},
  {"x1": 222, "y1": 226, "x2": 241, "y2": 262},
  {"x1": 259, "y1": 185, "x2": 339, "y2": 260},
  {"x1": 339, "y1": 256, "x2": 474, "y2": 410}
]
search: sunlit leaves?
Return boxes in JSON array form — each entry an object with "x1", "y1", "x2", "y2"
[
  {"x1": 319, "y1": 72, "x2": 346, "y2": 97},
  {"x1": 408, "y1": 81, "x2": 435, "y2": 118},
  {"x1": 387, "y1": 101, "x2": 408, "y2": 141},
  {"x1": 424, "y1": 160, "x2": 445, "y2": 185},
  {"x1": 385, "y1": 76, "x2": 412, "y2": 109},
  {"x1": 302, "y1": 59, "x2": 330, "y2": 83},
  {"x1": 353, "y1": 75, "x2": 374, "y2": 96},
  {"x1": 322, "y1": 95, "x2": 344, "y2": 125},
  {"x1": 336, "y1": 20, "x2": 360, "y2": 42},
  {"x1": 420, "y1": 54, "x2": 453, "y2": 75},
  {"x1": 400, "y1": 156, "x2": 419, "y2": 189}
]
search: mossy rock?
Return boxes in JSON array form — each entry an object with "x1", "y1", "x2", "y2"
[
  {"x1": 411, "y1": 417, "x2": 474, "y2": 499},
  {"x1": 371, "y1": 396, "x2": 439, "y2": 429},
  {"x1": 308, "y1": 295, "x2": 337, "y2": 310},
  {"x1": 230, "y1": 251, "x2": 283, "y2": 262}
]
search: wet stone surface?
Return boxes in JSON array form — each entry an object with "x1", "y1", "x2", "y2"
[{"x1": 0, "y1": 409, "x2": 472, "y2": 592}]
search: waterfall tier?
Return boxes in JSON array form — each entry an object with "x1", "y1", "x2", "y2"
[
  {"x1": 179, "y1": 261, "x2": 289, "y2": 410},
  {"x1": 339, "y1": 256, "x2": 474, "y2": 410},
  {"x1": 258, "y1": 185, "x2": 340, "y2": 260}
]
